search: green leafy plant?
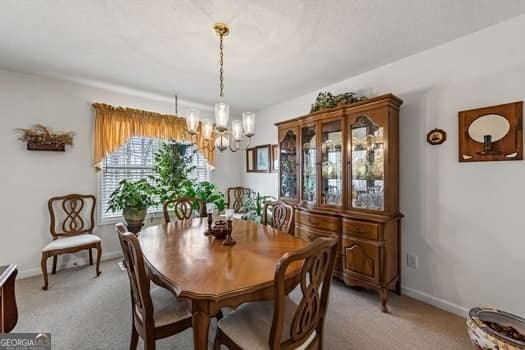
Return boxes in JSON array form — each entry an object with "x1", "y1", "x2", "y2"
[
  {"x1": 106, "y1": 179, "x2": 157, "y2": 215},
  {"x1": 310, "y1": 90, "x2": 366, "y2": 113},
  {"x1": 152, "y1": 141, "x2": 196, "y2": 203},
  {"x1": 240, "y1": 192, "x2": 276, "y2": 223},
  {"x1": 182, "y1": 180, "x2": 225, "y2": 211}
]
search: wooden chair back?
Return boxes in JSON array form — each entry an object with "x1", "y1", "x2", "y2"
[
  {"x1": 262, "y1": 200, "x2": 294, "y2": 234},
  {"x1": 226, "y1": 187, "x2": 251, "y2": 213},
  {"x1": 270, "y1": 237, "x2": 337, "y2": 350},
  {"x1": 163, "y1": 197, "x2": 205, "y2": 223},
  {"x1": 48, "y1": 194, "x2": 96, "y2": 239},
  {"x1": 115, "y1": 223, "x2": 154, "y2": 327}
]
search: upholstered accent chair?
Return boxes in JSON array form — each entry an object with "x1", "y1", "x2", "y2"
[
  {"x1": 262, "y1": 200, "x2": 295, "y2": 235},
  {"x1": 41, "y1": 194, "x2": 101, "y2": 290},
  {"x1": 163, "y1": 197, "x2": 206, "y2": 223},
  {"x1": 115, "y1": 223, "x2": 192, "y2": 350},
  {"x1": 226, "y1": 187, "x2": 251, "y2": 213},
  {"x1": 214, "y1": 237, "x2": 338, "y2": 350}
]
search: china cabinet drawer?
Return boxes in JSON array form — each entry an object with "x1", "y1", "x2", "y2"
[
  {"x1": 295, "y1": 224, "x2": 337, "y2": 242},
  {"x1": 296, "y1": 211, "x2": 341, "y2": 232},
  {"x1": 342, "y1": 219, "x2": 379, "y2": 241},
  {"x1": 342, "y1": 237, "x2": 379, "y2": 283}
]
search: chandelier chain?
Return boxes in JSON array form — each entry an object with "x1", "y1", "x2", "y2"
[{"x1": 219, "y1": 33, "x2": 224, "y2": 98}]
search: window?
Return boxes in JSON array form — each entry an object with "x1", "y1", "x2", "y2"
[{"x1": 99, "y1": 136, "x2": 210, "y2": 222}]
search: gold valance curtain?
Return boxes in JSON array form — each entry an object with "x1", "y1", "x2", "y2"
[{"x1": 93, "y1": 103, "x2": 215, "y2": 170}]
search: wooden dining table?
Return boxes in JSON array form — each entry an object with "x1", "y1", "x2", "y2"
[{"x1": 138, "y1": 218, "x2": 308, "y2": 350}]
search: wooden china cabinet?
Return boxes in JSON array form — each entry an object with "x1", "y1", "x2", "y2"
[{"x1": 276, "y1": 94, "x2": 403, "y2": 312}]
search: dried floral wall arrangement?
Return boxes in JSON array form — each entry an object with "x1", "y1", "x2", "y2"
[
  {"x1": 310, "y1": 91, "x2": 367, "y2": 113},
  {"x1": 16, "y1": 124, "x2": 75, "y2": 152}
]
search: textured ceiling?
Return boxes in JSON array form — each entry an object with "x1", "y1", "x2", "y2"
[{"x1": 1, "y1": 0, "x2": 525, "y2": 110}]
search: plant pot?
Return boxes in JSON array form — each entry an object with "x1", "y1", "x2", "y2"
[
  {"x1": 467, "y1": 307, "x2": 525, "y2": 349},
  {"x1": 123, "y1": 207, "x2": 147, "y2": 225}
]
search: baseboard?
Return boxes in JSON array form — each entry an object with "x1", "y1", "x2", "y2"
[
  {"x1": 401, "y1": 286, "x2": 469, "y2": 318},
  {"x1": 17, "y1": 251, "x2": 123, "y2": 280}
]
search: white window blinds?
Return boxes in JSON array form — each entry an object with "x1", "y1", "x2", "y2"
[{"x1": 99, "y1": 136, "x2": 210, "y2": 221}]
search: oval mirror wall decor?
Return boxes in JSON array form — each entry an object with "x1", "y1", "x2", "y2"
[
  {"x1": 458, "y1": 101, "x2": 523, "y2": 162},
  {"x1": 468, "y1": 114, "x2": 510, "y2": 143}
]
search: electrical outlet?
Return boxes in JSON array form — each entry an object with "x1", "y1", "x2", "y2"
[{"x1": 407, "y1": 254, "x2": 418, "y2": 268}]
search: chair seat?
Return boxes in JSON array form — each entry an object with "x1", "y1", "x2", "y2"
[
  {"x1": 136, "y1": 287, "x2": 192, "y2": 327},
  {"x1": 217, "y1": 298, "x2": 316, "y2": 350},
  {"x1": 42, "y1": 234, "x2": 100, "y2": 252}
]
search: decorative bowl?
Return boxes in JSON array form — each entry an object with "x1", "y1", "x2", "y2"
[{"x1": 467, "y1": 307, "x2": 525, "y2": 350}]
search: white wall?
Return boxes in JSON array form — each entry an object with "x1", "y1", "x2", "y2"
[
  {"x1": 0, "y1": 69, "x2": 241, "y2": 278},
  {"x1": 242, "y1": 14, "x2": 525, "y2": 317}
]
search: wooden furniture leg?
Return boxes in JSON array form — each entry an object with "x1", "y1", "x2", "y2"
[
  {"x1": 192, "y1": 307, "x2": 211, "y2": 350},
  {"x1": 41, "y1": 253, "x2": 49, "y2": 290},
  {"x1": 0, "y1": 265, "x2": 18, "y2": 333},
  {"x1": 380, "y1": 288, "x2": 388, "y2": 313},
  {"x1": 89, "y1": 248, "x2": 93, "y2": 265},
  {"x1": 95, "y1": 243, "x2": 102, "y2": 276},
  {"x1": 52, "y1": 255, "x2": 57, "y2": 274},
  {"x1": 395, "y1": 279, "x2": 401, "y2": 295}
]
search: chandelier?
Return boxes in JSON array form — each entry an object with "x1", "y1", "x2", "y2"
[{"x1": 185, "y1": 23, "x2": 255, "y2": 152}]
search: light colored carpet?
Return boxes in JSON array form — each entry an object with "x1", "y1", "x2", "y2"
[{"x1": 13, "y1": 259, "x2": 471, "y2": 349}]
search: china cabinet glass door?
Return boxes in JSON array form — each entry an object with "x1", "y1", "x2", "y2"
[
  {"x1": 350, "y1": 115, "x2": 385, "y2": 211},
  {"x1": 301, "y1": 124, "x2": 317, "y2": 204},
  {"x1": 320, "y1": 119, "x2": 343, "y2": 206},
  {"x1": 279, "y1": 129, "x2": 298, "y2": 200}
]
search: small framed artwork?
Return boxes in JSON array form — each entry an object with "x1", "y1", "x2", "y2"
[
  {"x1": 246, "y1": 148, "x2": 255, "y2": 172},
  {"x1": 271, "y1": 144, "x2": 279, "y2": 172},
  {"x1": 426, "y1": 128, "x2": 447, "y2": 145},
  {"x1": 255, "y1": 144, "x2": 271, "y2": 172}
]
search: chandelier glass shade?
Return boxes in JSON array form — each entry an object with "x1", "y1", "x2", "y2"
[{"x1": 183, "y1": 23, "x2": 255, "y2": 152}]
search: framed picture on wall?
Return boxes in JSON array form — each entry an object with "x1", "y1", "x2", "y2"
[
  {"x1": 246, "y1": 148, "x2": 255, "y2": 172},
  {"x1": 271, "y1": 144, "x2": 279, "y2": 172},
  {"x1": 255, "y1": 144, "x2": 271, "y2": 172}
]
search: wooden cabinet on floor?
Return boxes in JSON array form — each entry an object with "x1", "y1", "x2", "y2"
[{"x1": 276, "y1": 94, "x2": 403, "y2": 312}]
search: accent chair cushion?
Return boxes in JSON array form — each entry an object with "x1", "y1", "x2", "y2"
[
  {"x1": 135, "y1": 287, "x2": 192, "y2": 327},
  {"x1": 42, "y1": 234, "x2": 101, "y2": 252},
  {"x1": 217, "y1": 298, "x2": 316, "y2": 350}
]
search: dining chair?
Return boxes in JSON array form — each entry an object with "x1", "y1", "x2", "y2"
[
  {"x1": 115, "y1": 223, "x2": 192, "y2": 350},
  {"x1": 214, "y1": 237, "x2": 338, "y2": 350},
  {"x1": 226, "y1": 187, "x2": 251, "y2": 213},
  {"x1": 262, "y1": 200, "x2": 295, "y2": 235},
  {"x1": 163, "y1": 197, "x2": 206, "y2": 223},
  {"x1": 41, "y1": 194, "x2": 101, "y2": 290}
]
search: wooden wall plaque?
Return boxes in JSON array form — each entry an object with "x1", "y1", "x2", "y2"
[{"x1": 458, "y1": 101, "x2": 523, "y2": 162}]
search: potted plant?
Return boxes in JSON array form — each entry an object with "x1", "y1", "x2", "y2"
[
  {"x1": 107, "y1": 178, "x2": 157, "y2": 226},
  {"x1": 182, "y1": 180, "x2": 226, "y2": 213},
  {"x1": 240, "y1": 192, "x2": 276, "y2": 223},
  {"x1": 152, "y1": 141, "x2": 195, "y2": 203}
]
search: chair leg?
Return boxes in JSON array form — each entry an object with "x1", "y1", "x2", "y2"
[
  {"x1": 144, "y1": 336, "x2": 155, "y2": 350},
  {"x1": 52, "y1": 255, "x2": 58, "y2": 275},
  {"x1": 41, "y1": 252, "x2": 49, "y2": 290},
  {"x1": 216, "y1": 309, "x2": 224, "y2": 320},
  {"x1": 129, "y1": 325, "x2": 138, "y2": 350},
  {"x1": 214, "y1": 328, "x2": 222, "y2": 350},
  {"x1": 95, "y1": 243, "x2": 102, "y2": 276},
  {"x1": 89, "y1": 248, "x2": 93, "y2": 265}
]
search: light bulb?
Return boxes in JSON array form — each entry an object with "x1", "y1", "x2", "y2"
[
  {"x1": 231, "y1": 120, "x2": 243, "y2": 141},
  {"x1": 242, "y1": 112, "x2": 255, "y2": 137},
  {"x1": 202, "y1": 120, "x2": 214, "y2": 141},
  {"x1": 186, "y1": 109, "x2": 200, "y2": 135},
  {"x1": 214, "y1": 102, "x2": 230, "y2": 132}
]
